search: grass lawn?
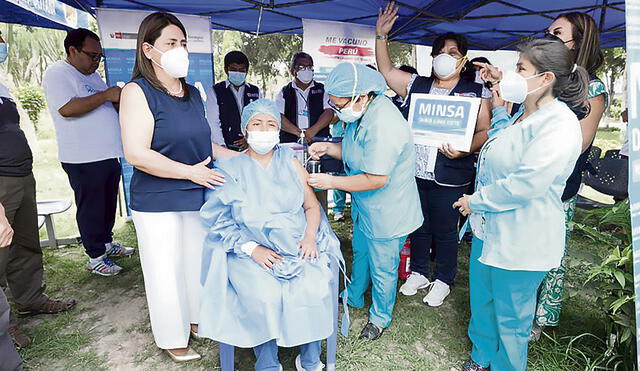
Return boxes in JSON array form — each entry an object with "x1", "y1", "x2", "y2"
[{"x1": 13, "y1": 115, "x2": 623, "y2": 370}]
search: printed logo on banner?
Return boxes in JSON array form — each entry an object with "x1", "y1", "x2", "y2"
[{"x1": 411, "y1": 98, "x2": 470, "y2": 136}]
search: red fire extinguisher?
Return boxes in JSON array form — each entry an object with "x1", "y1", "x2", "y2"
[{"x1": 399, "y1": 238, "x2": 411, "y2": 281}]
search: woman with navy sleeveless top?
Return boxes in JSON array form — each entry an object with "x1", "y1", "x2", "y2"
[
  {"x1": 119, "y1": 12, "x2": 236, "y2": 362},
  {"x1": 376, "y1": 3, "x2": 491, "y2": 307}
]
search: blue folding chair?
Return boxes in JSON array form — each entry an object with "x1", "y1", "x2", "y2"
[{"x1": 218, "y1": 259, "x2": 341, "y2": 371}]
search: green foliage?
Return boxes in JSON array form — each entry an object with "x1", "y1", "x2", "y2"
[
  {"x1": 1, "y1": 23, "x2": 66, "y2": 86},
  {"x1": 15, "y1": 84, "x2": 46, "y2": 130},
  {"x1": 609, "y1": 97, "x2": 623, "y2": 121},
  {"x1": 597, "y1": 48, "x2": 626, "y2": 117},
  {"x1": 573, "y1": 200, "x2": 637, "y2": 370}
]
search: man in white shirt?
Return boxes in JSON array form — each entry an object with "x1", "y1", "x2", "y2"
[
  {"x1": 208, "y1": 51, "x2": 262, "y2": 150},
  {"x1": 275, "y1": 52, "x2": 334, "y2": 144},
  {"x1": 42, "y1": 28, "x2": 134, "y2": 276}
]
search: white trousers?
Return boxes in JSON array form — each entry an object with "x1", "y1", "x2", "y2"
[{"x1": 131, "y1": 210, "x2": 206, "y2": 349}]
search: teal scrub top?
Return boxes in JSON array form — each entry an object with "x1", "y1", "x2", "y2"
[{"x1": 341, "y1": 95, "x2": 423, "y2": 240}]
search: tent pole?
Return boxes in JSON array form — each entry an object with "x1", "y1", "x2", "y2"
[
  {"x1": 71, "y1": 0, "x2": 97, "y2": 19},
  {"x1": 600, "y1": 0, "x2": 609, "y2": 32}
]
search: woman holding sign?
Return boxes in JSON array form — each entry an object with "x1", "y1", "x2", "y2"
[
  {"x1": 453, "y1": 38, "x2": 589, "y2": 371},
  {"x1": 376, "y1": 2, "x2": 491, "y2": 307}
]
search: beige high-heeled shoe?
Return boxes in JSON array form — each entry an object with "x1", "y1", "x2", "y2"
[{"x1": 164, "y1": 347, "x2": 201, "y2": 362}]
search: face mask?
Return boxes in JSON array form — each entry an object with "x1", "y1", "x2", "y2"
[
  {"x1": 499, "y1": 70, "x2": 548, "y2": 104},
  {"x1": 151, "y1": 45, "x2": 189, "y2": 78},
  {"x1": 247, "y1": 130, "x2": 279, "y2": 155},
  {"x1": 432, "y1": 53, "x2": 465, "y2": 79},
  {"x1": 228, "y1": 71, "x2": 247, "y2": 87},
  {"x1": 0, "y1": 43, "x2": 7, "y2": 64},
  {"x1": 336, "y1": 96, "x2": 365, "y2": 123},
  {"x1": 296, "y1": 69, "x2": 314, "y2": 84},
  {"x1": 543, "y1": 33, "x2": 573, "y2": 45}
]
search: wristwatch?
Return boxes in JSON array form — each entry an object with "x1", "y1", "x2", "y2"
[{"x1": 376, "y1": 34, "x2": 388, "y2": 40}]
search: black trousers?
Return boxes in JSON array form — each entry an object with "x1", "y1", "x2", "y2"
[
  {"x1": 61, "y1": 158, "x2": 120, "y2": 259},
  {"x1": 409, "y1": 178, "x2": 466, "y2": 286}
]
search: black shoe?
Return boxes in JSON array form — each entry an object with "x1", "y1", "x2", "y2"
[{"x1": 359, "y1": 322, "x2": 384, "y2": 340}]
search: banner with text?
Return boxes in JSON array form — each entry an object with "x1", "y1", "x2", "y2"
[
  {"x1": 6, "y1": 0, "x2": 90, "y2": 29},
  {"x1": 96, "y1": 8, "x2": 214, "y2": 214},
  {"x1": 302, "y1": 19, "x2": 376, "y2": 82},
  {"x1": 407, "y1": 93, "x2": 480, "y2": 152},
  {"x1": 626, "y1": 1, "x2": 640, "y2": 368}
]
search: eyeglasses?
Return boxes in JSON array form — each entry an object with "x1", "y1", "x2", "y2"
[
  {"x1": 294, "y1": 65, "x2": 313, "y2": 71},
  {"x1": 327, "y1": 98, "x2": 351, "y2": 113},
  {"x1": 80, "y1": 50, "x2": 105, "y2": 62}
]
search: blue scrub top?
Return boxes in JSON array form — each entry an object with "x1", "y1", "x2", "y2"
[{"x1": 341, "y1": 95, "x2": 423, "y2": 240}]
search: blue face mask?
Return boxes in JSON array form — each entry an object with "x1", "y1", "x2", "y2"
[
  {"x1": 228, "y1": 71, "x2": 246, "y2": 87},
  {"x1": 0, "y1": 44, "x2": 7, "y2": 64}
]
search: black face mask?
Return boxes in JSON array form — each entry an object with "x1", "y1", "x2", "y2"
[{"x1": 543, "y1": 33, "x2": 573, "y2": 45}]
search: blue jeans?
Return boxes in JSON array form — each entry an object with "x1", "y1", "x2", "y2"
[
  {"x1": 253, "y1": 339, "x2": 321, "y2": 371},
  {"x1": 468, "y1": 236, "x2": 547, "y2": 370}
]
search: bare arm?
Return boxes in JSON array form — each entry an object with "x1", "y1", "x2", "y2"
[
  {"x1": 0, "y1": 203, "x2": 13, "y2": 248},
  {"x1": 579, "y1": 94, "x2": 606, "y2": 152},
  {"x1": 212, "y1": 143, "x2": 241, "y2": 160},
  {"x1": 376, "y1": 2, "x2": 413, "y2": 98},
  {"x1": 279, "y1": 114, "x2": 303, "y2": 137},
  {"x1": 292, "y1": 159, "x2": 321, "y2": 238},
  {"x1": 308, "y1": 141, "x2": 342, "y2": 161},
  {"x1": 59, "y1": 86, "x2": 121, "y2": 118},
  {"x1": 307, "y1": 172, "x2": 388, "y2": 192},
  {"x1": 119, "y1": 82, "x2": 224, "y2": 188},
  {"x1": 470, "y1": 98, "x2": 491, "y2": 152},
  {"x1": 306, "y1": 109, "x2": 335, "y2": 140}
]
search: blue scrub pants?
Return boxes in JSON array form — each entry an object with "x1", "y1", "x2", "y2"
[
  {"x1": 332, "y1": 189, "x2": 346, "y2": 213},
  {"x1": 468, "y1": 236, "x2": 547, "y2": 371},
  {"x1": 345, "y1": 216, "x2": 406, "y2": 328},
  {"x1": 253, "y1": 339, "x2": 321, "y2": 371}
]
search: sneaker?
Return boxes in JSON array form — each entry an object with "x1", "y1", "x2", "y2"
[
  {"x1": 462, "y1": 359, "x2": 489, "y2": 371},
  {"x1": 423, "y1": 279, "x2": 450, "y2": 307},
  {"x1": 359, "y1": 322, "x2": 384, "y2": 340},
  {"x1": 295, "y1": 354, "x2": 324, "y2": 371},
  {"x1": 399, "y1": 272, "x2": 430, "y2": 296},
  {"x1": 105, "y1": 243, "x2": 135, "y2": 257},
  {"x1": 333, "y1": 212, "x2": 345, "y2": 222},
  {"x1": 86, "y1": 255, "x2": 123, "y2": 276}
]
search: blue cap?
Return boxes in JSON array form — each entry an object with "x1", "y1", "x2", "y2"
[
  {"x1": 325, "y1": 62, "x2": 387, "y2": 98},
  {"x1": 240, "y1": 98, "x2": 282, "y2": 134}
]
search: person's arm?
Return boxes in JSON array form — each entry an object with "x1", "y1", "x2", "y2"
[
  {"x1": 305, "y1": 109, "x2": 334, "y2": 141},
  {"x1": 58, "y1": 86, "x2": 121, "y2": 118},
  {"x1": 281, "y1": 114, "x2": 303, "y2": 137},
  {"x1": 292, "y1": 159, "x2": 321, "y2": 260},
  {"x1": 212, "y1": 143, "x2": 241, "y2": 160},
  {"x1": 119, "y1": 82, "x2": 224, "y2": 189},
  {"x1": 0, "y1": 203, "x2": 13, "y2": 248},
  {"x1": 579, "y1": 93, "x2": 606, "y2": 152},
  {"x1": 376, "y1": 2, "x2": 413, "y2": 97},
  {"x1": 315, "y1": 173, "x2": 389, "y2": 192}
]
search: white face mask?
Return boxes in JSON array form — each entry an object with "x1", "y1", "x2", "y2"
[
  {"x1": 296, "y1": 69, "x2": 314, "y2": 84},
  {"x1": 335, "y1": 96, "x2": 366, "y2": 123},
  {"x1": 499, "y1": 70, "x2": 547, "y2": 104},
  {"x1": 432, "y1": 53, "x2": 464, "y2": 79},
  {"x1": 247, "y1": 130, "x2": 280, "y2": 155},
  {"x1": 151, "y1": 45, "x2": 189, "y2": 78}
]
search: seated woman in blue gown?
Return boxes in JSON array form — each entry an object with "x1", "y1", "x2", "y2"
[{"x1": 199, "y1": 99, "x2": 343, "y2": 371}]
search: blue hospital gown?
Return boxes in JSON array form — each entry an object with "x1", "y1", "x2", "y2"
[{"x1": 198, "y1": 146, "x2": 343, "y2": 348}]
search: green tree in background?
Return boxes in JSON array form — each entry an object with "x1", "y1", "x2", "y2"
[
  {"x1": 597, "y1": 47, "x2": 626, "y2": 117},
  {"x1": 0, "y1": 23, "x2": 66, "y2": 87}
]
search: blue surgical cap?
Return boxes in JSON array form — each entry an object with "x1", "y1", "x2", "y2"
[
  {"x1": 240, "y1": 98, "x2": 282, "y2": 134},
  {"x1": 325, "y1": 62, "x2": 387, "y2": 98}
]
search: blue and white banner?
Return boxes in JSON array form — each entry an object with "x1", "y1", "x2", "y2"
[
  {"x1": 96, "y1": 8, "x2": 215, "y2": 213},
  {"x1": 5, "y1": 0, "x2": 90, "y2": 28},
  {"x1": 406, "y1": 93, "x2": 481, "y2": 152},
  {"x1": 627, "y1": 1, "x2": 640, "y2": 368}
]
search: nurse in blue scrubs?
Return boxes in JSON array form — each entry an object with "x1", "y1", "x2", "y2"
[
  {"x1": 453, "y1": 39, "x2": 590, "y2": 371},
  {"x1": 307, "y1": 62, "x2": 423, "y2": 340}
]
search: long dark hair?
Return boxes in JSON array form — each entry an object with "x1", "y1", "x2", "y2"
[
  {"x1": 132, "y1": 12, "x2": 188, "y2": 97},
  {"x1": 556, "y1": 12, "x2": 603, "y2": 75},
  {"x1": 518, "y1": 38, "x2": 590, "y2": 117}
]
